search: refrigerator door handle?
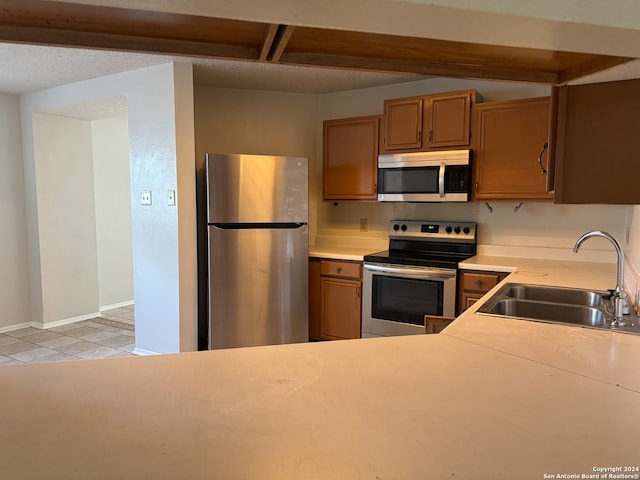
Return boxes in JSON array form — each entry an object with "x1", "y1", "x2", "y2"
[{"x1": 210, "y1": 222, "x2": 307, "y2": 229}]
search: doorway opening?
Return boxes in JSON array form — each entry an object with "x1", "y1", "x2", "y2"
[{"x1": 31, "y1": 96, "x2": 135, "y2": 338}]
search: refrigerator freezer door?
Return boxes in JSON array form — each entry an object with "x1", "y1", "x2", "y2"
[
  {"x1": 206, "y1": 154, "x2": 308, "y2": 224},
  {"x1": 208, "y1": 224, "x2": 309, "y2": 349}
]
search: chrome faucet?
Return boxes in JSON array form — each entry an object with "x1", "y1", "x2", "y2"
[{"x1": 573, "y1": 230, "x2": 628, "y2": 327}]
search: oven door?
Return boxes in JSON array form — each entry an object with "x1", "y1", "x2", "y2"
[{"x1": 362, "y1": 263, "x2": 457, "y2": 337}]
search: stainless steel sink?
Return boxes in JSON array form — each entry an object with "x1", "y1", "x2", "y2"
[
  {"x1": 476, "y1": 283, "x2": 640, "y2": 335},
  {"x1": 487, "y1": 299, "x2": 607, "y2": 327},
  {"x1": 503, "y1": 284, "x2": 603, "y2": 307}
]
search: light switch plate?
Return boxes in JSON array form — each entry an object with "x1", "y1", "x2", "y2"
[
  {"x1": 140, "y1": 190, "x2": 152, "y2": 205},
  {"x1": 168, "y1": 190, "x2": 176, "y2": 206}
]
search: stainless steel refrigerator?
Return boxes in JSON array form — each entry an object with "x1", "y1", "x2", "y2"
[{"x1": 206, "y1": 153, "x2": 309, "y2": 349}]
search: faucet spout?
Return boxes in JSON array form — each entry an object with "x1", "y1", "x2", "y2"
[
  {"x1": 573, "y1": 230, "x2": 624, "y2": 294},
  {"x1": 573, "y1": 230, "x2": 627, "y2": 326}
]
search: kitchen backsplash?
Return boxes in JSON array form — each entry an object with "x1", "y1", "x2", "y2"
[{"x1": 313, "y1": 200, "x2": 631, "y2": 264}]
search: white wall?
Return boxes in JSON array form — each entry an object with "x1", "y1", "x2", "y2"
[
  {"x1": 623, "y1": 208, "x2": 640, "y2": 306},
  {"x1": 21, "y1": 62, "x2": 197, "y2": 353},
  {"x1": 0, "y1": 93, "x2": 31, "y2": 331},
  {"x1": 92, "y1": 115, "x2": 133, "y2": 309},
  {"x1": 32, "y1": 113, "x2": 100, "y2": 324}
]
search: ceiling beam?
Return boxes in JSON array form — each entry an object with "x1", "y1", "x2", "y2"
[
  {"x1": 1, "y1": 0, "x2": 634, "y2": 85},
  {"x1": 269, "y1": 25, "x2": 296, "y2": 62},
  {"x1": 0, "y1": 25, "x2": 259, "y2": 60},
  {"x1": 279, "y1": 52, "x2": 560, "y2": 84},
  {"x1": 558, "y1": 56, "x2": 635, "y2": 84},
  {"x1": 259, "y1": 24, "x2": 279, "y2": 61}
]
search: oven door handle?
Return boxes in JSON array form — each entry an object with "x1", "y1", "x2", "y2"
[{"x1": 364, "y1": 263, "x2": 456, "y2": 279}]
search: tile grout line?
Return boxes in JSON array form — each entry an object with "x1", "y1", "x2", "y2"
[{"x1": 0, "y1": 313, "x2": 136, "y2": 365}]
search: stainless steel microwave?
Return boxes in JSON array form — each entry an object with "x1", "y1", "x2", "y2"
[{"x1": 377, "y1": 149, "x2": 471, "y2": 202}]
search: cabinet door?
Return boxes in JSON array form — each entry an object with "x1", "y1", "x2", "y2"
[
  {"x1": 427, "y1": 92, "x2": 472, "y2": 148},
  {"x1": 320, "y1": 277, "x2": 362, "y2": 340},
  {"x1": 461, "y1": 294, "x2": 484, "y2": 312},
  {"x1": 458, "y1": 270, "x2": 508, "y2": 314},
  {"x1": 461, "y1": 272, "x2": 500, "y2": 293},
  {"x1": 323, "y1": 115, "x2": 380, "y2": 200},
  {"x1": 554, "y1": 78, "x2": 640, "y2": 204},
  {"x1": 309, "y1": 258, "x2": 322, "y2": 341},
  {"x1": 474, "y1": 97, "x2": 553, "y2": 201},
  {"x1": 382, "y1": 97, "x2": 424, "y2": 151}
]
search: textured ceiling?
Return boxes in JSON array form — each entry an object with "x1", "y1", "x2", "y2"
[
  {"x1": 45, "y1": 95, "x2": 129, "y2": 121},
  {"x1": 0, "y1": 42, "x2": 427, "y2": 96}
]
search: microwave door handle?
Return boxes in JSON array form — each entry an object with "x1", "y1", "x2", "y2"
[{"x1": 438, "y1": 162, "x2": 445, "y2": 198}]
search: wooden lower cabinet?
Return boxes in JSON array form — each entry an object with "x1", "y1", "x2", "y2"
[
  {"x1": 458, "y1": 270, "x2": 508, "y2": 314},
  {"x1": 424, "y1": 316, "x2": 456, "y2": 334},
  {"x1": 308, "y1": 258, "x2": 323, "y2": 340},
  {"x1": 309, "y1": 258, "x2": 362, "y2": 341}
]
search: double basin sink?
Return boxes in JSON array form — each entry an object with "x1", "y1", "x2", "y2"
[{"x1": 476, "y1": 283, "x2": 640, "y2": 335}]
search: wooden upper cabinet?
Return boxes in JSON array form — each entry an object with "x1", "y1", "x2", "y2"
[
  {"x1": 382, "y1": 96, "x2": 424, "y2": 151},
  {"x1": 323, "y1": 115, "x2": 380, "y2": 201},
  {"x1": 473, "y1": 97, "x2": 553, "y2": 201},
  {"x1": 427, "y1": 91, "x2": 473, "y2": 148},
  {"x1": 554, "y1": 78, "x2": 640, "y2": 204},
  {"x1": 382, "y1": 90, "x2": 477, "y2": 153}
]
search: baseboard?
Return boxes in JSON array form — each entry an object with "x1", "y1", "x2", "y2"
[
  {"x1": 0, "y1": 312, "x2": 104, "y2": 333},
  {"x1": 41, "y1": 312, "x2": 101, "y2": 330},
  {"x1": 0, "y1": 321, "x2": 33, "y2": 334},
  {"x1": 133, "y1": 347, "x2": 158, "y2": 356},
  {"x1": 100, "y1": 300, "x2": 134, "y2": 311}
]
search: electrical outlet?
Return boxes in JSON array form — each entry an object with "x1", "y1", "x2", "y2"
[
  {"x1": 140, "y1": 190, "x2": 152, "y2": 206},
  {"x1": 359, "y1": 218, "x2": 368, "y2": 232}
]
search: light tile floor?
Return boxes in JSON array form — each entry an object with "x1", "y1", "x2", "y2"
[{"x1": 0, "y1": 305, "x2": 136, "y2": 366}]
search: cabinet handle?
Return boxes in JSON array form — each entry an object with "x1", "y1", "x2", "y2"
[
  {"x1": 476, "y1": 280, "x2": 482, "y2": 287},
  {"x1": 538, "y1": 142, "x2": 549, "y2": 175},
  {"x1": 428, "y1": 130, "x2": 432, "y2": 142},
  {"x1": 336, "y1": 266, "x2": 342, "y2": 273},
  {"x1": 475, "y1": 182, "x2": 479, "y2": 193},
  {"x1": 418, "y1": 130, "x2": 422, "y2": 144}
]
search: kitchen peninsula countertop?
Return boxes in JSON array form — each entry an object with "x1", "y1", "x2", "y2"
[{"x1": 1, "y1": 258, "x2": 639, "y2": 479}]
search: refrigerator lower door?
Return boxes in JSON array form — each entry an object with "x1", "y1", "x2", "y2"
[{"x1": 208, "y1": 224, "x2": 309, "y2": 349}]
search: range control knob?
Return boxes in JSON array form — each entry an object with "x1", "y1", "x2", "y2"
[
  {"x1": 445, "y1": 226, "x2": 453, "y2": 234},
  {"x1": 401, "y1": 224, "x2": 408, "y2": 232},
  {"x1": 454, "y1": 226, "x2": 461, "y2": 234},
  {"x1": 393, "y1": 224, "x2": 400, "y2": 231},
  {"x1": 463, "y1": 226, "x2": 470, "y2": 235}
]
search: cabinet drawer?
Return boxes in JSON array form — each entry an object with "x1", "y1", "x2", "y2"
[
  {"x1": 461, "y1": 272, "x2": 500, "y2": 292},
  {"x1": 320, "y1": 260, "x2": 362, "y2": 279}
]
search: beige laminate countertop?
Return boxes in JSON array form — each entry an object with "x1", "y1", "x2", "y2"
[
  {"x1": 1, "y1": 256, "x2": 639, "y2": 479},
  {"x1": 309, "y1": 246, "x2": 379, "y2": 261}
]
